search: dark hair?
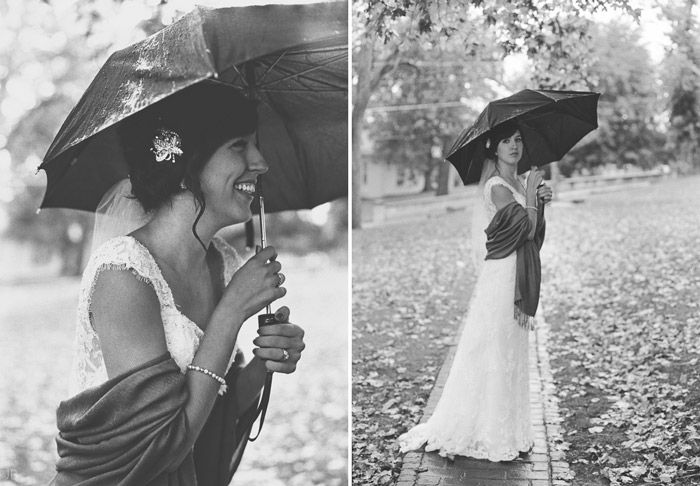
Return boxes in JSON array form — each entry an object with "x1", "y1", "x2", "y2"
[
  {"x1": 484, "y1": 120, "x2": 520, "y2": 160},
  {"x1": 118, "y1": 81, "x2": 258, "y2": 248}
]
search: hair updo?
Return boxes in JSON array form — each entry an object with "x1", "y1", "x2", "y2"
[
  {"x1": 484, "y1": 119, "x2": 520, "y2": 160},
  {"x1": 118, "y1": 81, "x2": 258, "y2": 213},
  {"x1": 117, "y1": 81, "x2": 257, "y2": 249}
]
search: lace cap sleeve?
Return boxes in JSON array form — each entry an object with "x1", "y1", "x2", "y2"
[
  {"x1": 80, "y1": 237, "x2": 175, "y2": 329},
  {"x1": 212, "y1": 236, "x2": 245, "y2": 285},
  {"x1": 71, "y1": 236, "x2": 175, "y2": 396},
  {"x1": 484, "y1": 176, "x2": 511, "y2": 200}
]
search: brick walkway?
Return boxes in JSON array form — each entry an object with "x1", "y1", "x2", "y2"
[{"x1": 396, "y1": 304, "x2": 573, "y2": 486}]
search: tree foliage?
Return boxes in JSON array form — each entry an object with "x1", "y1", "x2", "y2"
[
  {"x1": 661, "y1": 0, "x2": 700, "y2": 174},
  {"x1": 366, "y1": 33, "x2": 503, "y2": 192},
  {"x1": 1, "y1": 0, "x2": 171, "y2": 274},
  {"x1": 352, "y1": 0, "x2": 639, "y2": 227},
  {"x1": 560, "y1": 20, "x2": 669, "y2": 176}
]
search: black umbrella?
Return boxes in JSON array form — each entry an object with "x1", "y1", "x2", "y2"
[
  {"x1": 38, "y1": 1, "x2": 348, "y2": 213},
  {"x1": 36, "y1": 0, "x2": 348, "y2": 452},
  {"x1": 445, "y1": 89, "x2": 600, "y2": 184}
]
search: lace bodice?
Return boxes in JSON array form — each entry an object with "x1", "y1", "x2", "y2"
[
  {"x1": 484, "y1": 175, "x2": 527, "y2": 221},
  {"x1": 69, "y1": 235, "x2": 245, "y2": 397}
]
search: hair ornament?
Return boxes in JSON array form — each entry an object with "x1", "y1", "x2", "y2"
[
  {"x1": 151, "y1": 128, "x2": 183, "y2": 163},
  {"x1": 485, "y1": 138, "x2": 491, "y2": 149}
]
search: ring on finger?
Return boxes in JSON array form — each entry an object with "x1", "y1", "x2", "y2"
[
  {"x1": 282, "y1": 349, "x2": 290, "y2": 361},
  {"x1": 276, "y1": 272, "x2": 286, "y2": 287}
]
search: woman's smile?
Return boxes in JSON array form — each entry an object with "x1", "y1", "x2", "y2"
[{"x1": 233, "y1": 181, "x2": 256, "y2": 197}]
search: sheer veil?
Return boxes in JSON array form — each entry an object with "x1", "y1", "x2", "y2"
[
  {"x1": 470, "y1": 158, "x2": 497, "y2": 274},
  {"x1": 90, "y1": 178, "x2": 152, "y2": 255}
]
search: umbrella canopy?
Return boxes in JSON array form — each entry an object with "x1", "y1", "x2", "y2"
[
  {"x1": 445, "y1": 89, "x2": 600, "y2": 184},
  {"x1": 38, "y1": 1, "x2": 348, "y2": 213}
]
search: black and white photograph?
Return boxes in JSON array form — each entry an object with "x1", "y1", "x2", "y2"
[
  {"x1": 352, "y1": 1, "x2": 700, "y2": 485},
  {"x1": 5, "y1": 0, "x2": 700, "y2": 484},
  {"x1": 0, "y1": 1, "x2": 348, "y2": 485}
]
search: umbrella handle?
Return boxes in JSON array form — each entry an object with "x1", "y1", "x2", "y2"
[
  {"x1": 248, "y1": 312, "x2": 276, "y2": 442},
  {"x1": 257, "y1": 178, "x2": 271, "y2": 315},
  {"x1": 249, "y1": 176, "x2": 274, "y2": 442}
]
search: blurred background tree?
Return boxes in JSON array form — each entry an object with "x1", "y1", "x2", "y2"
[
  {"x1": 367, "y1": 31, "x2": 503, "y2": 195},
  {"x1": 0, "y1": 0, "x2": 347, "y2": 277},
  {"x1": 662, "y1": 0, "x2": 700, "y2": 174},
  {"x1": 559, "y1": 20, "x2": 670, "y2": 176},
  {"x1": 352, "y1": 0, "x2": 700, "y2": 228}
]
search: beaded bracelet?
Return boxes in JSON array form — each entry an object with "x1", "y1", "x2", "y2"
[{"x1": 187, "y1": 364, "x2": 228, "y2": 395}]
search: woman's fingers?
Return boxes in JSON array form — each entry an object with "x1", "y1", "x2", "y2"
[
  {"x1": 252, "y1": 348, "x2": 298, "y2": 373},
  {"x1": 253, "y1": 347, "x2": 301, "y2": 362},
  {"x1": 527, "y1": 169, "x2": 544, "y2": 190},
  {"x1": 253, "y1": 334, "x2": 305, "y2": 351},
  {"x1": 264, "y1": 360, "x2": 297, "y2": 374},
  {"x1": 252, "y1": 343, "x2": 303, "y2": 374},
  {"x1": 265, "y1": 260, "x2": 282, "y2": 274},
  {"x1": 537, "y1": 184, "x2": 553, "y2": 202},
  {"x1": 253, "y1": 322, "x2": 305, "y2": 375},
  {"x1": 253, "y1": 246, "x2": 277, "y2": 263},
  {"x1": 257, "y1": 322, "x2": 304, "y2": 338}
]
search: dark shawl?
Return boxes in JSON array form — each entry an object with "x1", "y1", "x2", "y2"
[
  {"x1": 50, "y1": 351, "x2": 258, "y2": 486},
  {"x1": 485, "y1": 201, "x2": 546, "y2": 327}
]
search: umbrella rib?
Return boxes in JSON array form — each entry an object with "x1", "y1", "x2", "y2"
[
  {"x1": 258, "y1": 53, "x2": 346, "y2": 84},
  {"x1": 230, "y1": 64, "x2": 249, "y2": 89},
  {"x1": 258, "y1": 54, "x2": 347, "y2": 90},
  {"x1": 256, "y1": 50, "x2": 290, "y2": 86},
  {"x1": 217, "y1": 44, "x2": 346, "y2": 87},
  {"x1": 219, "y1": 60, "x2": 345, "y2": 91},
  {"x1": 278, "y1": 44, "x2": 347, "y2": 57},
  {"x1": 257, "y1": 87, "x2": 346, "y2": 93}
]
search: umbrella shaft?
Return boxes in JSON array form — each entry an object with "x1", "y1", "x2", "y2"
[{"x1": 258, "y1": 193, "x2": 270, "y2": 314}]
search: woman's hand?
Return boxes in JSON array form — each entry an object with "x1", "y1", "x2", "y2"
[
  {"x1": 253, "y1": 315, "x2": 305, "y2": 374},
  {"x1": 537, "y1": 184, "x2": 553, "y2": 204},
  {"x1": 219, "y1": 246, "x2": 286, "y2": 323},
  {"x1": 526, "y1": 167, "x2": 544, "y2": 196}
]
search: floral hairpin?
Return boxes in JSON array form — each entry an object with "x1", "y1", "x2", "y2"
[
  {"x1": 151, "y1": 128, "x2": 183, "y2": 163},
  {"x1": 485, "y1": 139, "x2": 491, "y2": 149}
]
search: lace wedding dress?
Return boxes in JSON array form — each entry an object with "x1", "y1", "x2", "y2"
[
  {"x1": 69, "y1": 235, "x2": 244, "y2": 397},
  {"x1": 398, "y1": 176, "x2": 533, "y2": 461}
]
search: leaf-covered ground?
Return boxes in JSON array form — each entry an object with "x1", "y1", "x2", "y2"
[
  {"x1": 352, "y1": 212, "x2": 477, "y2": 485},
  {"x1": 352, "y1": 174, "x2": 700, "y2": 486},
  {"x1": 540, "y1": 175, "x2": 700, "y2": 486},
  {"x1": 0, "y1": 253, "x2": 347, "y2": 486}
]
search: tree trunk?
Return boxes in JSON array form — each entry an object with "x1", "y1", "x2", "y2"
[
  {"x1": 351, "y1": 120, "x2": 364, "y2": 229},
  {"x1": 351, "y1": 35, "x2": 401, "y2": 228},
  {"x1": 422, "y1": 163, "x2": 434, "y2": 192},
  {"x1": 436, "y1": 138, "x2": 454, "y2": 195},
  {"x1": 352, "y1": 39, "x2": 376, "y2": 229}
]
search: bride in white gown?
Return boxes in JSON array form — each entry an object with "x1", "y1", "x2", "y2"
[{"x1": 398, "y1": 121, "x2": 552, "y2": 461}]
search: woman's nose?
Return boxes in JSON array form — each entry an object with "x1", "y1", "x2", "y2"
[{"x1": 247, "y1": 145, "x2": 269, "y2": 174}]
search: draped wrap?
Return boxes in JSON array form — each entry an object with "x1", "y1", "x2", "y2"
[
  {"x1": 485, "y1": 201, "x2": 546, "y2": 328},
  {"x1": 50, "y1": 351, "x2": 257, "y2": 486}
]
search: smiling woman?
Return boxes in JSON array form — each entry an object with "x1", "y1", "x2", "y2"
[
  {"x1": 199, "y1": 132, "x2": 267, "y2": 227},
  {"x1": 51, "y1": 81, "x2": 306, "y2": 486}
]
